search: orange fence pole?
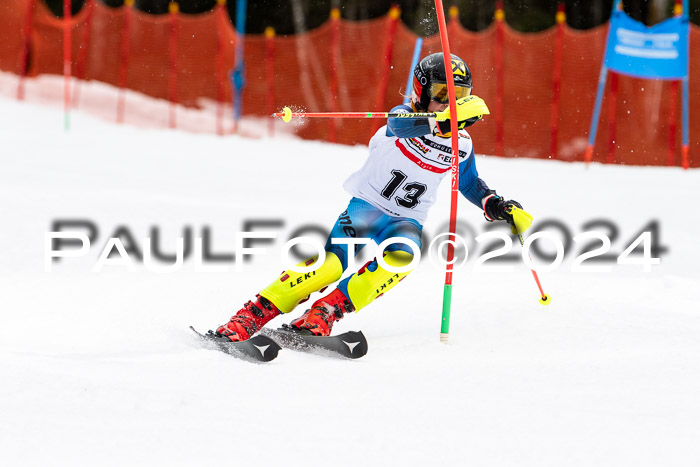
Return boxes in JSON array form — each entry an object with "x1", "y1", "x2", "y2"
[
  {"x1": 215, "y1": 0, "x2": 227, "y2": 136},
  {"x1": 17, "y1": 0, "x2": 36, "y2": 101},
  {"x1": 549, "y1": 2, "x2": 565, "y2": 160},
  {"x1": 116, "y1": 0, "x2": 133, "y2": 124},
  {"x1": 168, "y1": 2, "x2": 179, "y2": 129},
  {"x1": 328, "y1": 7, "x2": 341, "y2": 143},
  {"x1": 494, "y1": 0, "x2": 505, "y2": 156},
  {"x1": 63, "y1": 0, "x2": 72, "y2": 130},
  {"x1": 606, "y1": 71, "x2": 618, "y2": 164},
  {"x1": 265, "y1": 26, "x2": 276, "y2": 137},
  {"x1": 73, "y1": 0, "x2": 95, "y2": 108},
  {"x1": 369, "y1": 5, "x2": 400, "y2": 140}
]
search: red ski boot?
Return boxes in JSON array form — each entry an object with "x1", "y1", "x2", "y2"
[
  {"x1": 216, "y1": 295, "x2": 281, "y2": 342},
  {"x1": 290, "y1": 288, "x2": 355, "y2": 336}
]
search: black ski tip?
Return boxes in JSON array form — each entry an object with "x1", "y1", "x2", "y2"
[
  {"x1": 190, "y1": 326, "x2": 281, "y2": 362},
  {"x1": 265, "y1": 326, "x2": 368, "y2": 359},
  {"x1": 334, "y1": 330, "x2": 368, "y2": 359},
  {"x1": 247, "y1": 334, "x2": 282, "y2": 362}
]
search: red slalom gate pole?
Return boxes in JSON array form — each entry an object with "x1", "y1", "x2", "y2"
[
  {"x1": 432, "y1": 0, "x2": 461, "y2": 343},
  {"x1": 63, "y1": 0, "x2": 72, "y2": 131}
]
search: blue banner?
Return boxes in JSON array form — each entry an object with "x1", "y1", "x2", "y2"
[{"x1": 605, "y1": 10, "x2": 689, "y2": 79}]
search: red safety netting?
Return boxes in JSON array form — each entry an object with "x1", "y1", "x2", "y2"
[{"x1": 0, "y1": 0, "x2": 697, "y2": 167}]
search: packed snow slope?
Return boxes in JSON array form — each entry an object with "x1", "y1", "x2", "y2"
[{"x1": 1, "y1": 94, "x2": 700, "y2": 467}]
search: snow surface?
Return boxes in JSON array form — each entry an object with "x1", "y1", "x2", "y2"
[{"x1": 2, "y1": 84, "x2": 700, "y2": 467}]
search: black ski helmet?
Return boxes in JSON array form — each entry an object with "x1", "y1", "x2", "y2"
[{"x1": 412, "y1": 53, "x2": 472, "y2": 111}]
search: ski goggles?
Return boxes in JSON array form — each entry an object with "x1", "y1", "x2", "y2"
[{"x1": 430, "y1": 83, "x2": 472, "y2": 104}]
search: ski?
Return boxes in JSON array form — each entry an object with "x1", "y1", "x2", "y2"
[
  {"x1": 190, "y1": 326, "x2": 281, "y2": 363},
  {"x1": 261, "y1": 324, "x2": 368, "y2": 359}
]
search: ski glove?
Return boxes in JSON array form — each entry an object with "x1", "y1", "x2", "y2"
[
  {"x1": 431, "y1": 95, "x2": 490, "y2": 136},
  {"x1": 434, "y1": 115, "x2": 480, "y2": 135},
  {"x1": 482, "y1": 191, "x2": 533, "y2": 235},
  {"x1": 437, "y1": 95, "x2": 490, "y2": 122}
]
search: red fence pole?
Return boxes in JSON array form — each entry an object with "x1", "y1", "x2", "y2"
[
  {"x1": 168, "y1": 2, "x2": 179, "y2": 129},
  {"x1": 448, "y1": 4, "x2": 459, "y2": 26},
  {"x1": 667, "y1": 0, "x2": 683, "y2": 167},
  {"x1": 117, "y1": 0, "x2": 133, "y2": 124},
  {"x1": 549, "y1": 2, "x2": 565, "y2": 160},
  {"x1": 17, "y1": 0, "x2": 35, "y2": 101},
  {"x1": 73, "y1": 0, "x2": 95, "y2": 108},
  {"x1": 369, "y1": 5, "x2": 400, "y2": 140},
  {"x1": 667, "y1": 80, "x2": 679, "y2": 166},
  {"x1": 328, "y1": 7, "x2": 341, "y2": 143},
  {"x1": 606, "y1": 71, "x2": 618, "y2": 164},
  {"x1": 494, "y1": 0, "x2": 505, "y2": 156},
  {"x1": 64, "y1": 0, "x2": 72, "y2": 130},
  {"x1": 265, "y1": 26, "x2": 276, "y2": 137},
  {"x1": 215, "y1": 0, "x2": 227, "y2": 136}
]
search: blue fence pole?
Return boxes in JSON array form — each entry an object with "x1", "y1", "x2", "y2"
[
  {"x1": 232, "y1": 0, "x2": 248, "y2": 131},
  {"x1": 585, "y1": 64, "x2": 609, "y2": 163},
  {"x1": 403, "y1": 37, "x2": 423, "y2": 105}
]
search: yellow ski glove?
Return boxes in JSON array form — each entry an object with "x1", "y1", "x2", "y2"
[
  {"x1": 508, "y1": 206, "x2": 533, "y2": 235},
  {"x1": 434, "y1": 95, "x2": 490, "y2": 123},
  {"x1": 483, "y1": 194, "x2": 533, "y2": 235}
]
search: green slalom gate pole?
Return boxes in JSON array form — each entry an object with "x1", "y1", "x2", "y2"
[{"x1": 441, "y1": 283, "x2": 453, "y2": 339}]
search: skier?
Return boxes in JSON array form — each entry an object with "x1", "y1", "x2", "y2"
[{"x1": 215, "y1": 52, "x2": 531, "y2": 341}]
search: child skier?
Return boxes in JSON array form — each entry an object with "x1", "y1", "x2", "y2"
[{"x1": 215, "y1": 53, "x2": 530, "y2": 341}]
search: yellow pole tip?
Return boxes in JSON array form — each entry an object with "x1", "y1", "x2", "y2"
[
  {"x1": 125, "y1": 0, "x2": 134, "y2": 7},
  {"x1": 264, "y1": 26, "x2": 275, "y2": 38},
  {"x1": 330, "y1": 8, "x2": 341, "y2": 20},
  {"x1": 216, "y1": 0, "x2": 226, "y2": 6},
  {"x1": 169, "y1": 2, "x2": 179, "y2": 14},
  {"x1": 449, "y1": 6, "x2": 459, "y2": 19},
  {"x1": 539, "y1": 294, "x2": 552, "y2": 305},
  {"x1": 282, "y1": 107, "x2": 292, "y2": 123},
  {"x1": 495, "y1": 9, "x2": 505, "y2": 21},
  {"x1": 389, "y1": 6, "x2": 401, "y2": 20}
]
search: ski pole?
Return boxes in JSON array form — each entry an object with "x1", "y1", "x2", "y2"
[
  {"x1": 272, "y1": 106, "x2": 446, "y2": 123},
  {"x1": 516, "y1": 232, "x2": 551, "y2": 305}
]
